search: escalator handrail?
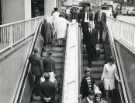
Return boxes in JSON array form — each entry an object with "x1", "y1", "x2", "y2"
[
  {"x1": 62, "y1": 22, "x2": 80, "y2": 103},
  {"x1": 11, "y1": 18, "x2": 43, "y2": 103},
  {"x1": 106, "y1": 24, "x2": 132, "y2": 103}
]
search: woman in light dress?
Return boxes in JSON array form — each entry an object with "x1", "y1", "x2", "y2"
[{"x1": 101, "y1": 57, "x2": 120, "y2": 99}]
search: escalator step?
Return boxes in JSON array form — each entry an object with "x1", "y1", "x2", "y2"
[
  {"x1": 91, "y1": 60, "x2": 105, "y2": 66},
  {"x1": 91, "y1": 72, "x2": 102, "y2": 79},
  {"x1": 52, "y1": 52, "x2": 65, "y2": 58},
  {"x1": 90, "y1": 67, "x2": 103, "y2": 73},
  {"x1": 51, "y1": 47, "x2": 64, "y2": 52}
]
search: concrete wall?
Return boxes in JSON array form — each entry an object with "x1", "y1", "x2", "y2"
[{"x1": 1, "y1": 0, "x2": 31, "y2": 24}]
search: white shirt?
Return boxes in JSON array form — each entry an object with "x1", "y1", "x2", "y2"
[
  {"x1": 52, "y1": 11, "x2": 60, "y2": 21},
  {"x1": 84, "y1": 12, "x2": 89, "y2": 23},
  {"x1": 87, "y1": 97, "x2": 94, "y2": 103},
  {"x1": 53, "y1": 17, "x2": 69, "y2": 39}
]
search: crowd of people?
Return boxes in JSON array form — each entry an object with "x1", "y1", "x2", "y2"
[
  {"x1": 77, "y1": 4, "x2": 120, "y2": 103},
  {"x1": 80, "y1": 57, "x2": 120, "y2": 103},
  {"x1": 29, "y1": 4, "x2": 120, "y2": 103}
]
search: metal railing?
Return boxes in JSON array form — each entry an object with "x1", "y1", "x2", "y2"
[
  {"x1": 11, "y1": 19, "x2": 43, "y2": 103},
  {"x1": 0, "y1": 16, "x2": 43, "y2": 54},
  {"x1": 62, "y1": 22, "x2": 81, "y2": 103},
  {"x1": 107, "y1": 17, "x2": 135, "y2": 54},
  {"x1": 106, "y1": 23, "x2": 132, "y2": 103}
]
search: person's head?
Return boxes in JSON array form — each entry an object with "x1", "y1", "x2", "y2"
[
  {"x1": 84, "y1": 6, "x2": 90, "y2": 11},
  {"x1": 107, "y1": 57, "x2": 115, "y2": 65},
  {"x1": 46, "y1": 50, "x2": 52, "y2": 57},
  {"x1": 84, "y1": 67, "x2": 91, "y2": 77},
  {"x1": 59, "y1": 12, "x2": 65, "y2": 18},
  {"x1": 88, "y1": 90, "x2": 95, "y2": 100},
  {"x1": 54, "y1": 7, "x2": 58, "y2": 11},
  {"x1": 33, "y1": 48, "x2": 39, "y2": 54},
  {"x1": 44, "y1": 72, "x2": 50, "y2": 80},
  {"x1": 95, "y1": 93, "x2": 102, "y2": 102}
]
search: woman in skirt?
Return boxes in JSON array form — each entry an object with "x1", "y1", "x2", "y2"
[{"x1": 101, "y1": 57, "x2": 120, "y2": 100}]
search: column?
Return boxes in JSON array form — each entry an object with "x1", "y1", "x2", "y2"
[
  {"x1": 24, "y1": 0, "x2": 31, "y2": 19},
  {"x1": 44, "y1": 0, "x2": 57, "y2": 16}
]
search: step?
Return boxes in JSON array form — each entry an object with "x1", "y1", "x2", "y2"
[
  {"x1": 91, "y1": 73, "x2": 102, "y2": 80},
  {"x1": 52, "y1": 52, "x2": 65, "y2": 58},
  {"x1": 55, "y1": 71, "x2": 63, "y2": 77},
  {"x1": 55, "y1": 64, "x2": 64, "y2": 70},
  {"x1": 100, "y1": 48, "x2": 104, "y2": 54},
  {"x1": 53, "y1": 58, "x2": 64, "y2": 63},
  {"x1": 91, "y1": 60, "x2": 105, "y2": 66},
  {"x1": 90, "y1": 67, "x2": 103, "y2": 73},
  {"x1": 95, "y1": 80, "x2": 102, "y2": 86},
  {"x1": 96, "y1": 44, "x2": 103, "y2": 48},
  {"x1": 98, "y1": 54, "x2": 105, "y2": 60},
  {"x1": 51, "y1": 47, "x2": 65, "y2": 52}
]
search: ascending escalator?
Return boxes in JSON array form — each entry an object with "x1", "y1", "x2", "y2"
[{"x1": 31, "y1": 46, "x2": 65, "y2": 103}]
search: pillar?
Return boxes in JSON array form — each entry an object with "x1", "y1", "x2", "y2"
[{"x1": 44, "y1": 0, "x2": 57, "y2": 16}]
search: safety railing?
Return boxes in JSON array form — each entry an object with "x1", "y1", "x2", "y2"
[
  {"x1": 11, "y1": 19, "x2": 43, "y2": 103},
  {"x1": 0, "y1": 16, "x2": 43, "y2": 54},
  {"x1": 62, "y1": 22, "x2": 81, "y2": 103},
  {"x1": 106, "y1": 23, "x2": 132, "y2": 103},
  {"x1": 107, "y1": 17, "x2": 135, "y2": 54}
]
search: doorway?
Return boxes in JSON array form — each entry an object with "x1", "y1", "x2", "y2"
[{"x1": 31, "y1": 0, "x2": 44, "y2": 17}]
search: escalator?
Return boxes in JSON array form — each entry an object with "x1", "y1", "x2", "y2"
[
  {"x1": 15, "y1": 20, "x2": 68, "y2": 103},
  {"x1": 31, "y1": 46, "x2": 65, "y2": 103},
  {"x1": 11, "y1": 20, "x2": 132, "y2": 103},
  {"x1": 81, "y1": 27, "x2": 123, "y2": 103}
]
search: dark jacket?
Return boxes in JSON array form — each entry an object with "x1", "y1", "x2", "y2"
[
  {"x1": 40, "y1": 19, "x2": 53, "y2": 46},
  {"x1": 29, "y1": 54, "x2": 43, "y2": 76},
  {"x1": 43, "y1": 56, "x2": 55, "y2": 72},
  {"x1": 94, "y1": 11, "x2": 106, "y2": 29},
  {"x1": 80, "y1": 76, "x2": 95, "y2": 98},
  {"x1": 40, "y1": 80, "x2": 57, "y2": 101},
  {"x1": 79, "y1": 10, "x2": 94, "y2": 23}
]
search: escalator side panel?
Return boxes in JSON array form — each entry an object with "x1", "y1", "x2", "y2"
[{"x1": 115, "y1": 41, "x2": 135, "y2": 103}]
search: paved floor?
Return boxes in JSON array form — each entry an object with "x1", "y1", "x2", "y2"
[
  {"x1": 117, "y1": 15, "x2": 135, "y2": 24},
  {"x1": 0, "y1": 37, "x2": 33, "y2": 103},
  {"x1": 115, "y1": 41, "x2": 135, "y2": 103}
]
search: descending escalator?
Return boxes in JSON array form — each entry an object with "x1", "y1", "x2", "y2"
[{"x1": 81, "y1": 35, "x2": 122, "y2": 103}]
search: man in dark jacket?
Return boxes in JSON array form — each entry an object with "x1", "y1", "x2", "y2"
[
  {"x1": 43, "y1": 51, "x2": 55, "y2": 73},
  {"x1": 80, "y1": 67, "x2": 95, "y2": 99},
  {"x1": 29, "y1": 48, "x2": 43, "y2": 95},
  {"x1": 79, "y1": 5, "x2": 94, "y2": 45},
  {"x1": 40, "y1": 73, "x2": 57, "y2": 103},
  {"x1": 94, "y1": 8, "x2": 106, "y2": 43}
]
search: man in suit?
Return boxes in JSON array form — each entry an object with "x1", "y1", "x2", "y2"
[
  {"x1": 40, "y1": 73, "x2": 57, "y2": 103},
  {"x1": 43, "y1": 51, "x2": 55, "y2": 73},
  {"x1": 29, "y1": 48, "x2": 43, "y2": 96},
  {"x1": 94, "y1": 8, "x2": 106, "y2": 43},
  {"x1": 79, "y1": 5, "x2": 94, "y2": 44},
  {"x1": 43, "y1": 50, "x2": 56, "y2": 83},
  {"x1": 79, "y1": 5, "x2": 95, "y2": 66}
]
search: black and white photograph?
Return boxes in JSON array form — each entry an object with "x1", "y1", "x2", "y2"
[{"x1": 0, "y1": 0, "x2": 135, "y2": 103}]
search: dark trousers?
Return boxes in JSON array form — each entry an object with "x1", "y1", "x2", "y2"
[
  {"x1": 33, "y1": 75, "x2": 41, "y2": 95},
  {"x1": 95, "y1": 22, "x2": 104, "y2": 42},
  {"x1": 81, "y1": 22, "x2": 89, "y2": 45},
  {"x1": 86, "y1": 45, "x2": 96, "y2": 66}
]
